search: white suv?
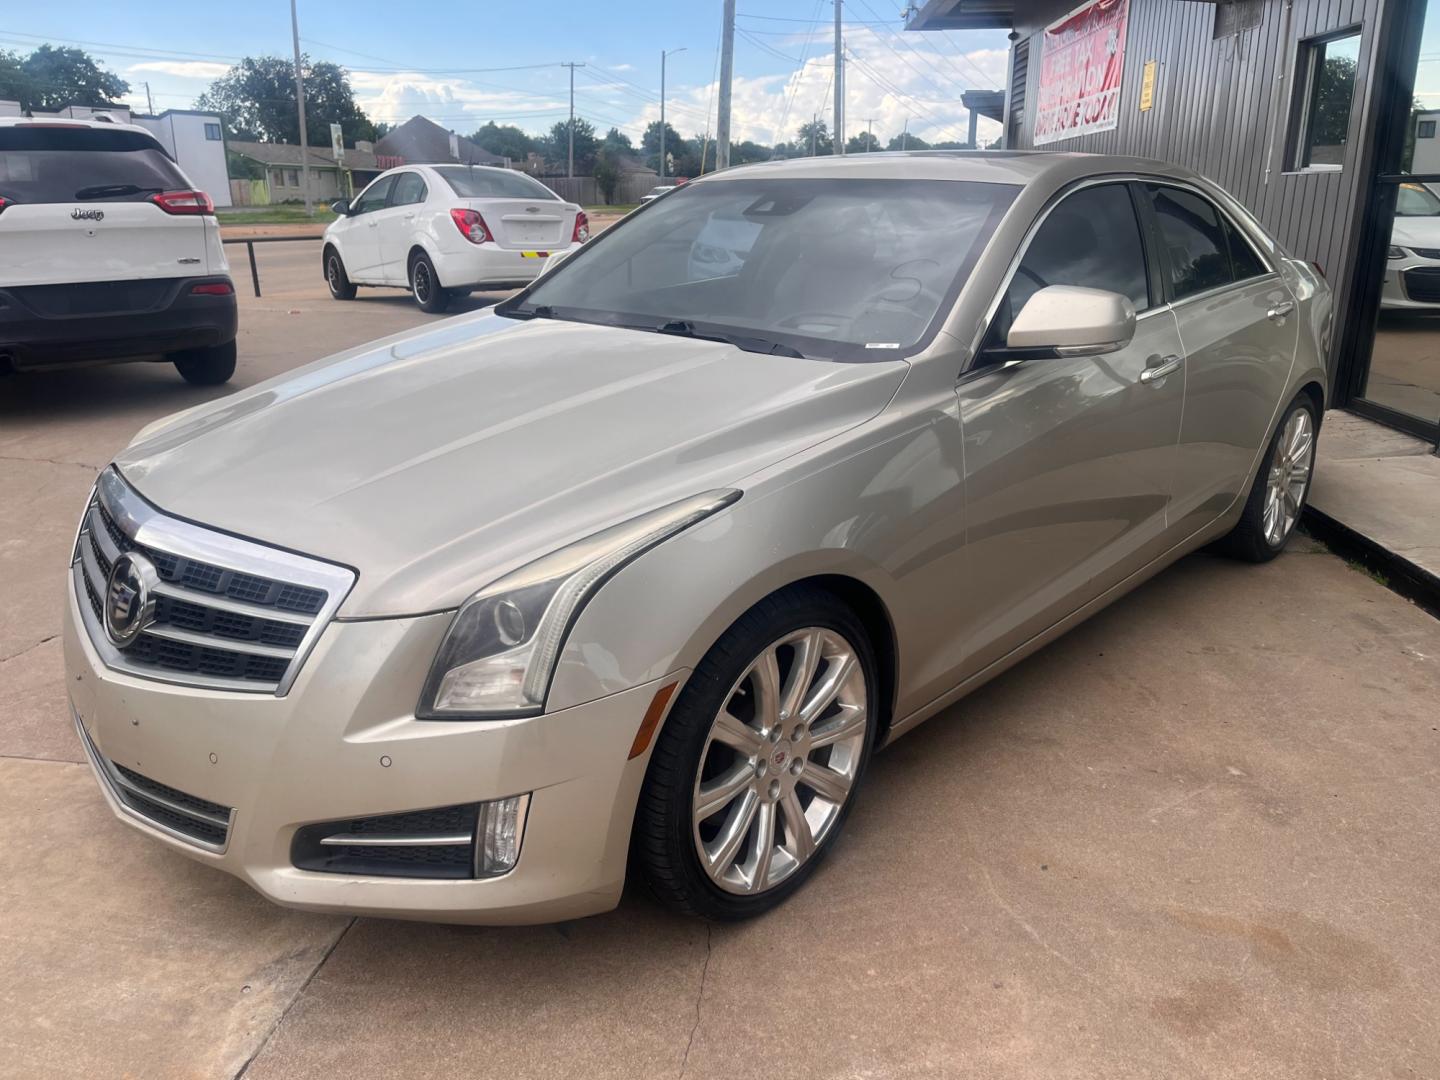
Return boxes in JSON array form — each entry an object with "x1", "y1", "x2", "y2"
[
  {"x1": 0, "y1": 117, "x2": 237, "y2": 384},
  {"x1": 322, "y1": 164, "x2": 588, "y2": 312}
]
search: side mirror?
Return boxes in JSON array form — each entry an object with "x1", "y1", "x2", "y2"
[
  {"x1": 1004, "y1": 285, "x2": 1136, "y2": 357},
  {"x1": 330, "y1": 198, "x2": 351, "y2": 216}
]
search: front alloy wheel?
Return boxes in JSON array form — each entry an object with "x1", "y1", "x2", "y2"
[
  {"x1": 1262, "y1": 407, "x2": 1315, "y2": 547},
  {"x1": 634, "y1": 587, "x2": 878, "y2": 919},
  {"x1": 692, "y1": 628, "x2": 868, "y2": 895}
]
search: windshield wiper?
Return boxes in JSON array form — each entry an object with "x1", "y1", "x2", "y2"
[
  {"x1": 500, "y1": 304, "x2": 556, "y2": 321},
  {"x1": 655, "y1": 319, "x2": 806, "y2": 358},
  {"x1": 74, "y1": 184, "x2": 164, "y2": 200}
]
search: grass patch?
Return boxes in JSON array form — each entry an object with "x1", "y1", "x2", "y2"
[
  {"x1": 584, "y1": 204, "x2": 639, "y2": 215},
  {"x1": 217, "y1": 206, "x2": 336, "y2": 226}
]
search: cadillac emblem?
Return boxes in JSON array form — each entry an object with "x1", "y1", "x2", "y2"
[{"x1": 104, "y1": 552, "x2": 159, "y2": 648}]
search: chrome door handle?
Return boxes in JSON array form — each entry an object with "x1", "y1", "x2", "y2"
[
  {"x1": 1140, "y1": 355, "x2": 1183, "y2": 385},
  {"x1": 1267, "y1": 300, "x2": 1295, "y2": 322}
]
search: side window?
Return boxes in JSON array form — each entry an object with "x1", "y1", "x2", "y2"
[
  {"x1": 1222, "y1": 215, "x2": 1268, "y2": 281},
  {"x1": 351, "y1": 176, "x2": 396, "y2": 214},
  {"x1": 391, "y1": 172, "x2": 427, "y2": 206},
  {"x1": 994, "y1": 184, "x2": 1150, "y2": 341},
  {"x1": 1146, "y1": 185, "x2": 1235, "y2": 299},
  {"x1": 204, "y1": 123, "x2": 222, "y2": 141}
]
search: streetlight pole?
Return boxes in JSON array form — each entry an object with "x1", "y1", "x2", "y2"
[
  {"x1": 289, "y1": 0, "x2": 311, "y2": 217},
  {"x1": 660, "y1": 47, "x2": 686, "y2": 180},
  {"x1": 561, "y1": 62, "x2": 585, "y2": 179},
  {"x1": 833, "y1": 0, "x2": 844, "y2": 154},
  {"x1": 901, "y1": 116, "x2": 909, "y2": 151},
  {"x1": 865, "y1": 117, "x2": 876, "y2": 151}
]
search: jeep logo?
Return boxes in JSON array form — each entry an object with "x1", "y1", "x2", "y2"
[{"x1": 71, "y1": 208, "x2": 104, "y2": 222}]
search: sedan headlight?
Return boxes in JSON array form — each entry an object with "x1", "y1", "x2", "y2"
[
  {"x1": 418, "y1": 489, "x2": 741, "y2": 719},
  {"x1": 1389, "y1": 245, "x2": 1408, "y2": 260}
]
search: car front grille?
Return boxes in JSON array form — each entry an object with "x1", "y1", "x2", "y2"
[
  {"x1": 1411, "y1": 247, "x2": 1440, "y2": 260},
  {"x1": 1403, "y1": 267, "x2": 1440, "y2": 302},
  {"x1": 72, "y1": 468, "x2": 354, "y2": 694}
]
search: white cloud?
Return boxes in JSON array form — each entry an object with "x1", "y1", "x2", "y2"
[
  {"x1": 128, "y1": 60, "x2": 231, "y2": 80},
  {"x1": 348, "y1": 70, "x2": 569, "y2": 129}
]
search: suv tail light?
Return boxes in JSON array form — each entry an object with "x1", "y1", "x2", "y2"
[
  {"x1": 450, "y1": 207, "x2": 492, "y2": 244},
  {"x1": 0, "y1": 196, "x2": 10, "y2": 216},
  {"x1": 189, "y1": 281, "x2": 234, "y2": 296},
  {"x1": 151, "y1": 190, "x2": 214, "y2": 216},
  {"x1": 572, "y1": 210, "x2": 590, "y2": 244}
]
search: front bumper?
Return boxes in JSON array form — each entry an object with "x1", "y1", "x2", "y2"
[
  {"x1": 0, "y1": 276, "x2": 237, "y2": 368},
  {"x1": 63, "y1": 578, "x2": 679, "y2": 924}
]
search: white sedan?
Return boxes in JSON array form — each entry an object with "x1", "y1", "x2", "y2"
[{"x1": 322, "y1": 165, "x2": 589, "y2": 312}]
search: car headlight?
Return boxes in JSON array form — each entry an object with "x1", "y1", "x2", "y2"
[
  {"x1": 1389, "y1": 245, "x2": 1408, "y2": 260},
  {"x1": 417, "y1": 489, "x2": 741, "y2": 719}
]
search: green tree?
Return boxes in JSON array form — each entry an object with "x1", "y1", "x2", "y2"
[
  {"x1": 731, "y1": 139, "x2": 772, "y2": 164},
  {"x1": 542, "y1": 117, "x2": 599, "y2": 173},
  {"x1": 0, "y1": 45, "x2": 128, "y2": 112},
  {"x1": 796, "y1": 118, "x2": 833, "y2": 156},
  {"x1": 1308, "y1": 54, "x2": 1357, "y2": 162},
  {"x1": 196, "y1": 56, "x2": 376, "y2": 145},
  {"x1": 845, "y1": 131, "x2": 883, "y2": 153},
  {"x1": 887, "y1": 131, "x2": 930, "y2": 151},
  {"x1": 471, "y1": 121, "x2": 536, "y2": 161},
  {"x1": 641, "y1": 119, "x2": 687, "y2": 173},
  {"x1": 601, "y1": 126, "x2": 634, "y2": 156}
]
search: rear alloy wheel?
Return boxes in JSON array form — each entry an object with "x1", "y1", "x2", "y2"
[
  {"x1": 171, "y1": 339, "x2": 236, "y2": 386},
  {"x1": 409, "y1": 252, "x2": 451, "y2": 314},
  {"x1": 325, "y1": 247, "x2": 357, "y2": 300},
  {"x1": 635, "y1": 588, "x2": 877, "y2": 919},
  {"x1": 1215, "y1": 394, "x2": 1318, "y2": 562}
]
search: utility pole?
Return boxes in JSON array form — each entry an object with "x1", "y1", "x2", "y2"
[
  {"x1": 561, "y1": 62, "x2": 585, "y2": 179},
  {"x1": 833, "y1": 0, "x2": 844, "y2": 154},
  {"x1": 864, "y1": 117, "x2": 876, "y2": 151},
  {"x1": 143, "y1": 82, "x2": 154, "y2": 114},
  {"x1": 811, "y1": 113, "x2": 818, "y2": 157},
  {"x1": 901, "y1": 116, "x2": 909, "y2": 151},
  {"x1": 289, "y1": 0, "x2": 312, "y2": 217},
  {"x1": 716, "y1": 0, "x2": 735, "y2": 171},
  {"x1": 660, "y1": 47, "x2": 686, "y2": 179}
]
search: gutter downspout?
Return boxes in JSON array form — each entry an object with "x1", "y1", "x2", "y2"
[{"x1": 1263, "y1": 0, "x2": 1297, "y2": 186}]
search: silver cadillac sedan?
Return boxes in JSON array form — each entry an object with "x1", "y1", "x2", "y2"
[{"x1": 65, "y1": 152, "x2": 1331, "y2": 924}]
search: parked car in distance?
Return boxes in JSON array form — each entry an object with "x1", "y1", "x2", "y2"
[
  {"x1": 321, "y1": 164, "x2": 588, "y2": 312},
  {"x1": 640, "y1": 184, "x2": 678, "y2": 203},
  {"x1": 0, "y1": 117, "x2": 237, "y2": 384},
  {"x1": 1382, "y1": 181, "x2": 1440, "y2": 309},
  {"x1": 66, "y1": 152, "x2": 1330, "y2": 925}
]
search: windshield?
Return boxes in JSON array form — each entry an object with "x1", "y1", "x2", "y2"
[
  {"x1": 502, "y1": 177, "x2": 1018, "y2": 361},
  {"x1": 0, "y1": 126, "x2": 187, "y2": 204},
  {"x1": 433, "y1": 165, "x2": 559, "y2": 201},
  {"x1": 1396, "y1": 183, "x2": 1440, "y2": 217}
]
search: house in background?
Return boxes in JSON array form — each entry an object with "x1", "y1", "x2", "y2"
[
  {"x1": 374, "y1": 116, "x2": 506, "y2": 166},
  {"x1": 0, "y1": 99, "x2": 232, "y2": 206},
  {"x1": 226, "y1": 140, "x2": 384, "y2": 205}
]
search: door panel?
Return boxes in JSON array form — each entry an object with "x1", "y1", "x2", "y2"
[
  {"x1": 956, "y1": 308, "x2": 1186, "y2": 678},
  {"x1": 378, "y1": 172, "x2": 428, "y2": 283},
  {"x1": 342, "y1": 176, "x2": 395, "y2": 279},
  {"x1": 1168, "y1": 279, "x2": 1297, "y2": 534}
]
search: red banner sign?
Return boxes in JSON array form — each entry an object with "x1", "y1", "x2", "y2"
[{"x1": 1033, "y1": 0, "x2": 1129, "y2": 146}]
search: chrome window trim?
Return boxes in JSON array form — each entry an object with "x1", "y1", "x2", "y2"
[
  {"x1": 1166, "y1": 270, "x2": 1283, "y2": 314},
  {"x1": 73, "y1": 707, "x2": 234, "y2": 854},
  {"x1": 964, "y1": 172, "x2": 1286, "y2": 373},
  {"x1": 73, "y1": 467, "x2": 356, "y2": 696}
]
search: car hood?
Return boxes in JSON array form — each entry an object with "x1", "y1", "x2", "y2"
[
  {"x1": 117, "y1": 312, "x2": 906, "y2": 616},
  {"x1": 1392, "y1": 215, "x2": 1440, "y2": 249}
]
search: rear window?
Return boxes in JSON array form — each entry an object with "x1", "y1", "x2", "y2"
[
  {"x1": 0, "y1": 126, "x2": 188, "y2": 205},
  {"x1": 433, "y1": 166, "x2": 558, "y2": 201}
]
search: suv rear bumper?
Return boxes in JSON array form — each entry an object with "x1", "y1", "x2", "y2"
[{"x1": 0, "y1": 276, "x2": 237, "y2": 369}]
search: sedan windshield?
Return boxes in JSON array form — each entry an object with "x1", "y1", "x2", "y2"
[{"x1": 501, "y1": 177, "x2": 1018, "y2": 361}]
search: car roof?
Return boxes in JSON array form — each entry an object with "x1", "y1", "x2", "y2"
[
  {"x1": 0, "y1": 115, "x2": 159, "y2": 137},
  {"x1": 691, "y1": 150, "x2": 1207, "y2": 189}
]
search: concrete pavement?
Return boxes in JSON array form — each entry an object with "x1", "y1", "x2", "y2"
[{"x1": 2, "y1": 262, "x2": 1438, "y2": 1079}]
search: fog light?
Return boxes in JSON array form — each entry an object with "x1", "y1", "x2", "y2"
[{"x1": 475, "y1": 793, "x2": 530, "y2": 877}]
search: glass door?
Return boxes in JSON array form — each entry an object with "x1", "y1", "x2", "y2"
[{"x1": 1347, "y1": 0, "x2": 1440, "y2": 442}]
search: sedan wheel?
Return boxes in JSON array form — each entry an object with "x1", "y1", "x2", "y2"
[
  {"x1": 409, "y1": 252, "x2": 451, "y2": 313},
  {"x1": 634, "y1": 586, "x2": 878, "y2": 919},
  {"x1": 1262, "y1": 408, "x2": 1315, "y2": 548},
  {"x1": 692, "y1": 628, "x2": 868, "y2": 896}
]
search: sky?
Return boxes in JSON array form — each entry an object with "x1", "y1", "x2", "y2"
[{"x1": 0, "y1": 0, "x2": 1011, "y2": 148}]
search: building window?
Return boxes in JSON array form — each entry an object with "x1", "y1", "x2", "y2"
[
  {"x1": 1419, "y1": 120, "x2": 1437, "y2": 139},
  {"x1": 1214, "y1": 0, "x2": 1263, "y2": 39},
  {"x1": 287, "y1": 169, "x2": 300, "y2": 187},
  {"x1": 204, "y1": 122, "x2": 222, "y2": 141},
  {"x1": 1289, "y1": 30, "x2": 1361, "y2": 170}
]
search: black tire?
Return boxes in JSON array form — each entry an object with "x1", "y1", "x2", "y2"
[
  {"x1": 409, "y1": 251, "x2": 451, "y2": 313},
  {"x1": 633, "y1": 585, "x2": 879, "y2": 920},
  {"x1": 171, "y1": 339, "x2": 236, "y2": 386},
  {"x1": 324, "y1": 246, "x2": 357, "y2": 300},
  {"x1": 1213, "y1": 393, "x2": 1319, "y2": 563}
]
